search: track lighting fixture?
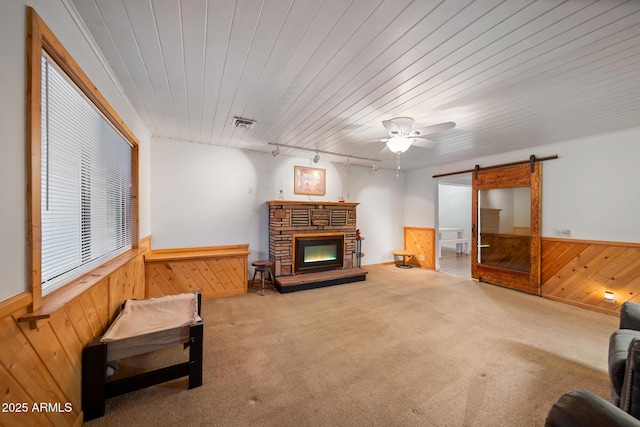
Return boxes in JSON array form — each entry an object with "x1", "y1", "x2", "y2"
[
  {"x1": 372, "y1": 163, "x2": 380, "y2": 172},
  {"x1": 266, "y1": 142, "x2": 381, "y2": 166}
]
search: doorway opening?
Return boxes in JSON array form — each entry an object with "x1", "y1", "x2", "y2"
[{"x1": 437, "y1": 177, "x2": 472, "y2": 278}]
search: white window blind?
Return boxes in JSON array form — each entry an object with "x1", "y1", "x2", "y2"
[{"x1": 41, "y1": 54, "x2": 132, "y2": 295}]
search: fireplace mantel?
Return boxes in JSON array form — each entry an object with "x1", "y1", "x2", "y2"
[
  {"x1": 268, "y1": 200, "x2": 359, "y2": 276},
  {"x1": 267, "y1": 200, "x2": 359, "y2": 207}
]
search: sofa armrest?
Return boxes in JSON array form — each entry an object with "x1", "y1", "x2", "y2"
[
  {"x1": 545, "y1": 389, "x2": 640, "y2": 427},
  {"x1": 621, "y1": 338, "x2": 640, "y2": 419},
  {"x1": 621, "y1": 302, "x2": 640, "y2": 331}
]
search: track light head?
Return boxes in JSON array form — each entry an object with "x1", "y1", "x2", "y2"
[
  {"x1": 372, "y1": 163, "x2": 380, "y2": 172},
  {"x1": 271, "y1": 146, "x2": 280, "y2": 157},
  {"x1": 312, "y1": 152, "x2": 320, "y2": 163},
  {"x1": 343, "y1": 158, "x2": 351, "y2": 168}
]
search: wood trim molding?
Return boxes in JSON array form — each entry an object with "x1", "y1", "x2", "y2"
[
  {"x1": 542, "y1": 237, "x2": 640, "y2": 248},
  {"x1": 18, "y1": 247, "x2": 146, "y2": 325},
  {"x1": 33, "y1": 10, "x2": 139, "y2": 147},
  {"x1": 267, "y1": 200, "x2": 359, "y2": 207},
  {"x1": 26, "y1": 7, "x2": 43, "y2": 311},
  {"x1": 139, "y1": 234, "x2": 153, "y2": 252},
  {"x1": 543, "y1": 294, "x2": 619, "y2": 317},
  {"x1": 145, "y1": 244, "x2": 251, "y2": 262},
  {"x1": 0, "y1": 292, "x2": 32, "y2": 320}
]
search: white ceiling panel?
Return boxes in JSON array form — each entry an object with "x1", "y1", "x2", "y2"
[
  {"x1": 70, "y1": 0, "x2": 640, "y2": 170},
  {"x1": 93, "y1": 0, "x2": 169, "y2": 136}
]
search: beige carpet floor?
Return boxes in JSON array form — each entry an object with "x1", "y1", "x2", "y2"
[{"x1": 86, "y1": 264, "x2": 619, "y2": 427}]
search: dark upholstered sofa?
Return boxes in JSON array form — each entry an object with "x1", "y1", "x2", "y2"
[
  {"x1": 546, "y1": 389, "x2": 640, "y2": 427},
  {"x1": 545, "y1": 301, "x2": 640, "y2": 426},
  {"x1": 610, "y1": 302, "x2": 640, "y2": 407}
]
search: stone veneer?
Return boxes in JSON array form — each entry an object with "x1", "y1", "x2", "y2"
[{"x1": 268, "y1": 200, "x2": 358, "y2": 276}]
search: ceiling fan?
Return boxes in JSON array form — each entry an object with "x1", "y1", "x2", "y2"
[
  {"x1": 379, "y1": 117, "x2": 456, "y2": 154},
  {"x1": 373, "y1": 117, "x2": 455, "y2": 174}
]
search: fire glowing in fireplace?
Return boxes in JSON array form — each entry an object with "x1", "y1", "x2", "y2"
[
  {"x1": 293, "y1": 233, "x2": 344, "y2": 273},
  {"x1": 304, "y1": 244, "x2": 338, "y2": 263}
]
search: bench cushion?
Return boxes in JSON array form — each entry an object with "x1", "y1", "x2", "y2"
[{"x1": 101, "y1": 292, "x2": 202, "y2": 342}]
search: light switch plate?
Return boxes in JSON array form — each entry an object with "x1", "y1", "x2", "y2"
[{"x1": 554, "y1": 228, "x2": 573, "y2": 237}]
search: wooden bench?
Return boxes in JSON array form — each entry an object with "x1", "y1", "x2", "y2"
[
  {"x1": 439, "y1": 238, "x2": 469, "y2": 257},
  {"x1": 82, "y1": 291, "x2": 203, "y2": 421}
]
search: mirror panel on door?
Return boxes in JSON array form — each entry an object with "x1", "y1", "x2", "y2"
[{"x1": 478, "y1": 187, "x2": 531, "y2": 273}]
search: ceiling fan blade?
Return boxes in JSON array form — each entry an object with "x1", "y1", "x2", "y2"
[
  {"x1": 413, "y1": 121, "x2": 456, "y2": 136},
  {"x1": 382, "y1": 120, "x2": 399, "y2": 134},
  {"x1": 354, "y1": 137, "x2": 388, "y2": 144},
  {"x1": 389, "y1": 117, "x2": 414, "y2": 133},
  {"x1": 412, "y1": 138, "x2": 436, "y2": 148}
]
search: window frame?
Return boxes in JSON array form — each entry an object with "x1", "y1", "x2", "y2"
[{"x1": 26, "y1": 8, "x2": 139, "y2": 311}]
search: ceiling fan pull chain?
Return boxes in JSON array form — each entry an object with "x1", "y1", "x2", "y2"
[{"x1": 396, "y1": 153, "x2": 401, "y2": 177}]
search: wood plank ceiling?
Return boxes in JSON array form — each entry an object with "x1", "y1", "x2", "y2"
[{"x1": 70, "y1": 0, "x2": 640, "y2": 170}]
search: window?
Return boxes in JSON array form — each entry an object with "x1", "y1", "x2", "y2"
[
  {"x1": 27, "y1": 8, "x2": 139, "y2": 308},
  {"x1": 40, "y1": 55, "x2": 132, "y2": 295}
]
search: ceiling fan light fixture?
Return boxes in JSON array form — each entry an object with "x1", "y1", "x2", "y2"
[{"x1": 386, "y1": 137, "x2": 414, "y2": 154}]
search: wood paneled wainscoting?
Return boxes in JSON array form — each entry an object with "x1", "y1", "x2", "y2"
[
  {"x1": 403, "y1": 227, "x2": 436, "y2": 269},
  {"x1": 0, "y1": 248, "x2": 147, "y2": 427},
  {"x1": 542, "y1": 237, "x2": 640, "y2": 315},
  {"x1": 145, "y1": 245, "x2": 250, "y2": 298}
]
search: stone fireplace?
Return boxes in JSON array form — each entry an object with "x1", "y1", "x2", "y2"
[{"x1": 268, "y1": 201, "x2": 358, "y2": 276}]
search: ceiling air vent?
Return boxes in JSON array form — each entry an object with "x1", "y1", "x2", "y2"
[{"x1": 233, "y1": 117, "x2": 255, "y2": 129}]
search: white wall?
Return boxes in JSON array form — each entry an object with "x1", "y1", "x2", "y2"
[
  {"x1": 0, "y1": 0, "x2": 151, "y2": 301},
  {"x1": 481, "y1": 188, "x2": 515, "y2": 234},
  {"x1": 150, "y1": 137, "x2": 404, "y2": 266},
  {"x1": 438, "y1": 184, "x2": 471, "y2": 248},
  {"x1": 405, "y1": 127, "x2": 640, "y2": 243}
]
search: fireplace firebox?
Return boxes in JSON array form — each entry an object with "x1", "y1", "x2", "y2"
[{"x1": 293, "y1": 233, "x2": 344, "y2": 274}]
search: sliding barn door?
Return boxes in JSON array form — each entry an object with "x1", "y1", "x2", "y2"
[{"x1": 471, "y1": 163, "x2": 541, "y2": 295}]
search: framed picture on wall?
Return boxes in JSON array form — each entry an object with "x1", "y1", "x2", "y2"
[{"x1": 294, "y1": 166, "x2": 326, "y2": 196}]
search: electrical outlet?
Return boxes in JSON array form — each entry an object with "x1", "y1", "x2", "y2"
[
  {"x1": 554, "y1": 228, "x2": 573, "y2": 237},
  {"x1": 248, "y1": 187, "x2": 253, "y2": 194}
]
